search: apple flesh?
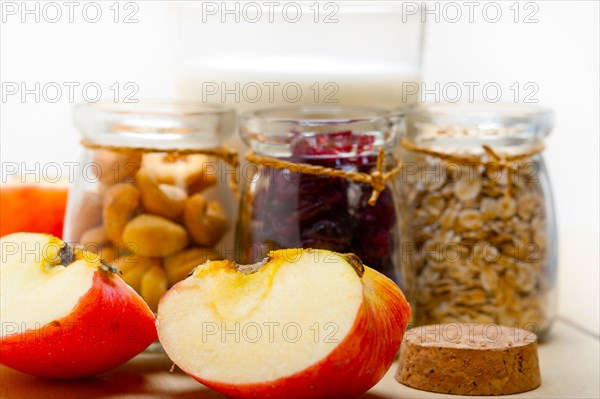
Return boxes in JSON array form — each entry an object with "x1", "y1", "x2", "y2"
[
  {"x1": 0, "y1": 233, "x2": 157, "y2": 379},
  {"x1": 157, "y1": 249, "x2": 411, "y2": 399}
]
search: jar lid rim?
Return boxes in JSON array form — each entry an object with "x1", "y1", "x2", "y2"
[
  {"x1": 241, "y1": 105, "x2": 394, "y2": 127},
  {"x1": 74, "y1": 100, "x2": 237, "y2": 149},
  {"x1": 403, "y1": 102, "x2": 553, "y2": 121},
  {"x1": 74, "y1": 100, "x2": 236, "y2": 118}
]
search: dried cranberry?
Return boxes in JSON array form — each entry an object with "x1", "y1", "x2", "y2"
[
  {"x1": 358, "y1": 228, "x2": 393, "y2": 259},
  {"x1": 301, "y1": 219, "x2": 353, "y2": 250},
  {"x1": 329, "y1": 131, "x2": 354, "y2": 153},
  {"x1": 357, "y1": 189, "x2": 397, "y2": 230},
  {"x1": 291, "y1": 134, "x2": 337, "y2": 158},
  {"x1": 357, "y1": 134, "x2": 375, "y2": 153}
]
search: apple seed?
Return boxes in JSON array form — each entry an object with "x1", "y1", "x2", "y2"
[
  {"x1": 59, "y1": 243, "x2": 75, "y2": 266},
  {"x1": 342, "y1": 253, "x2": 365, "y2": 278},
  {"x1": 235, "y1": 257, "x2": 271, "y2": 275}
]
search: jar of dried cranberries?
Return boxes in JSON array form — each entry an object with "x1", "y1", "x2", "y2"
[{"x1": 238, "y1": 106, "x2": 404, "y2": 282}]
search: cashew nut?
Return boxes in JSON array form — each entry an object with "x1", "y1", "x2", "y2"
[
  {"x1": 78, "y1": 226, "x2": 112, "y2": 257},
  {"x1": 186, "y1": 155, "x2": 218, "y2": 195},
  {"x1": 137, "y1": 170, "x2": 187, "y2": 221},
  {"x1": 140, "y1": 153, "x2": 216, "y2": 193},
  {"x1": 102, "y1": 183, "x2": 141, "y2": 245},
  {"x1": 92, "y1": 149, "x2": 141, "y2": 184},
  {"x1": 113, "y1": 253, "x2": 159, "y2": 293},
  {"x1": 79, "y1": 226, "x2": 109, "y2": 247},
  {"x1": 122, "y1": 214, "x2": 188, "y2": 257},
  {"x1": 140, "y1": 264, "x2": 168, "y2": 312},
  {"x1": 183, "y1": 193, "x2": 229, "y2": 246},
  {"x1": 164, "y1": 246, "x2": 221, "y2": 286}
]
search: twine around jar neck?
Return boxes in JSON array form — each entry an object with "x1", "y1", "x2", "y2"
[
  {"x1": 80, "y1": 138, "x2": 240, "y2": 193},
  {"x1": 399, "y1": 137, "x2": 546, "y2": 205},
  {"x1": 246, "y1": 148, "x2": 403, "y2": 206}
]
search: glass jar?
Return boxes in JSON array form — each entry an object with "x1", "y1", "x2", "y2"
[
  {"x1": 238, "y1": 106, "x2": 403, "y2": 282},
  {"x1": 169, "y1": 2, "x2": 424, "y2": 112},
  {"x1": 64, "y1": 101, "x2": 237, "y2": 312},
  {"x1": 398, "y1": 104, "x2": 557, "y2": 338}
]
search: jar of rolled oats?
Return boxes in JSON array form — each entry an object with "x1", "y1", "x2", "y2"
[
  {"x1": 398, "y1": 104, "x2": 557, "y2": 339},
  {"x1": 64, "y1": 101, "x2": 237, "y2": 313}
]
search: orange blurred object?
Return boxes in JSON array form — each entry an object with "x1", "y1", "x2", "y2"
[{"x1": 0, "y1": 185, "x2": 69, "y2": 238}]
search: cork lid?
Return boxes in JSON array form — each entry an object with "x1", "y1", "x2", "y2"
[
  {"x1": 397, "y1": 323, "x2": 541, "y2": 396},
  {"x1": 405, "y1": 323, "x2": 537, "y2": 350}
]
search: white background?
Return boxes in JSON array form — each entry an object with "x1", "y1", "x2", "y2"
[{"x1": 1, "y1": 1, "x2": 598, "y2": 334}]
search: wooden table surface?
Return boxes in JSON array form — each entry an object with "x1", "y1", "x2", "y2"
[{"x1": 2, "y1": 318, "x2": 598, "y2": 399}]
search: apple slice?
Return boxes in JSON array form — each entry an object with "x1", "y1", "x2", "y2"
[
  {"x1": 0, "y1": 233, "x2": 157, "y2": 379},
  {"x1": 157, "y1": 249, "x2": 411, "y2": 399}
]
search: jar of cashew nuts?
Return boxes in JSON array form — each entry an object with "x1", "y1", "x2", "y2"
[
  {"x1": 398, "y1": 104, "x2": 557, "y2": 339},
  {"x1": 64, "y1": 101, "x2": 237, "y2": 313}
]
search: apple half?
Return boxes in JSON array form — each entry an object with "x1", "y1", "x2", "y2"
[
  {"x1": 157, "y1": 248, "x2": 411, "y2": 399},
  {"x1": 0, "y1": 233, "x2": 157, "y2": 378}
]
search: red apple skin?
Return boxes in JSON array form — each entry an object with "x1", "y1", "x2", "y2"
[
  {"x1": 0, "y1": 185, "x2": 68, "y2": 238},
  {"x1": 186, "y1": 267, "x2": 411, "y2": 399},
  {"x1": 0, "y1": 271, "x2": 157, "y2": 379}
]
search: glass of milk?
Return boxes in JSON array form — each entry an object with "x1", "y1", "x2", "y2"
[{"x1": 169, "y1": 1, "x2": 424, "y2": 112}]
